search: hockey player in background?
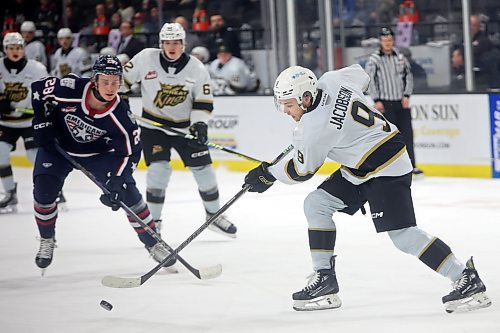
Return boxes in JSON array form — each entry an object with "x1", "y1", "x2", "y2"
[
  {"x1": 208, "y1": 45, "x2": 259, "y2": 95},
  {"x1": 0, "y1": 32, "x2": 48, "y2": 213},
  {"x1": 20, "y1": 21, "x2": 48, "y2": 67},
  {"x1": 51, "y1": 28, "x2": 92, "y2": 78},
  {"x1": 31, "y1": 55, "x2": 176, "y2": 274},
  {"x1": 123, "y1": 22, "x2": 237, "y2": 238},
  {"x1": 243, "y1": 64, "x2": 491, "y2": 313}
]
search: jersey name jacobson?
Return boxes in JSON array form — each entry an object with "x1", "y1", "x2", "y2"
[{"x1": 330, "y1": 86, "x2": 352, "y2": 130}]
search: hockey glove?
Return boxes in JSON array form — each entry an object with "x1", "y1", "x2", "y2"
[
  {"x1": 100, "y1": 176, "x2": 127, "y2": 211},
  {"x1": 189, "y1": 122, "x2": 209, "y2": 145},
  {"x1": 33, "y1": 101, "x2": 58, "y2": 152},
  {"x1": 244, "y1": 162, "x2": 276, "y2": 193},
  {"x1": 0, "y1": 93, "x2": 14, "y2": 119}
]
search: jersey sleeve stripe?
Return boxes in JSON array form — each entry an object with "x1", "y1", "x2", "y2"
[
  {"x1": 193, "y1": 101, "x2": 213, "y2": 112},
  {"x1": 284, "y1": 159, "x2": 318, "y2": 182},
  {"x1": 110, "y1": 113, "x2": 132, "y2": 156}
]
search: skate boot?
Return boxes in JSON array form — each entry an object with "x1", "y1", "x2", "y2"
[
  {"x1": 146, "y1": 242, "x2": 178, "y2": 273},
  {"x1": 35, "y1": 237, "x2": 56, "y2": 276},
  {"x1": 442, "y1": 257, "x2": 492, "y2": 313},
  {"x1": 207, "y1": 213, "x2": 237, "y2": 238},
  {"x1": 56, "y1": 191, "x2": 67, "y2": 211},
  {"x1": 292, "y1": 256, "x2": 341, "y2": 311},
  {"x1": 0, "y1": 183, "x2": 18, "y2": 214}
]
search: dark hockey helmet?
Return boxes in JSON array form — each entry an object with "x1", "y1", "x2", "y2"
[{"x1": 92, "y1": 55, "x2": 123, "y2": 78}]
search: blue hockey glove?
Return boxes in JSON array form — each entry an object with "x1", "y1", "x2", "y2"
[
  {"x1": 189, "y1": 122, "x2": 208, "y2": 145},
  {"x1": 244, "y1": 162, "x2": 276, "y2": 193},
  {"x1": 100, "y1": 176, "x2": 126, "y2": 211}
]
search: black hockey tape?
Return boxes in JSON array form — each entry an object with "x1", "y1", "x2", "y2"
[
  {"x1": 418, "y1": 237, "x2": 452, "y2": 271},
  {"x1": 308, "y1": 228, "x2": 336, "y2": 251},
  {"x1": 100, "y1": 300, "x2": 113, "y2": 311}
]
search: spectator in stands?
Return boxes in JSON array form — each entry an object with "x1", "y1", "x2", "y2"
[
  {"x1": 110, "y1": 12, "x2": 122, "y2": 30},
  {"x1": 51, "y1": 28, "x2": 92, "y2": 78},
  {"x1": 132, "y1": 12, "x2": 149, "y2": 34},
  {"x1": 399, "y1": 47, "x2": 428, "y2": 92},
  {"x1": 470, "y1": 14, "x2": 499, "y2": 89},
  {"x1": 118, "y1": 0, "x2": 135, "y2": 22},
  {"x1": 64, "y1": 4, "x2": 82, "y2": 33},
  {"x1": 450, "y1": 47, "x2": 465, "y2": 90},
  {"x1": 105, "y1": 0, "x2": 118, "y2": 19},
  {"x1": 209, "y1": 45, "x2": 258, "y2": 95},
  {"x1": 205, "y1": 13, "x2": 241, "y2": 61},
  {"x1": 35, "y1": 0, "x2": 60, "y2": 34},
  {"x1": 143, "y1": 5, "x2": 160, "y2": 34},
  {"x1": 20, "y1": 21, "x2": 47, "y2": 67},
  {"x1": 118, "y1": 20, "x2": 146, "y2": 59},
  {"x1": 92, "y1": 3, "x2": 110, "y2": 36},
  {"x1": 175, "y1": 15, "x2": 203, "y2": 53}
]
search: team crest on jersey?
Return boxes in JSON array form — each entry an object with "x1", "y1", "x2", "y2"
[
  {"x1": 4, "y1": 82, "x2": 28, "y2": 102},
  {"x1": 61, "y1": 106, "x2": 77, "y2": 113},
  {"x1": 145, "y1": 71, "x2": 158, "y2": 80},
  {"x1": 61, "y1": 78, "x2": 76, "y2": 89},
  {"x1": 64, "y1": 114, "x2": 107, "y2": 143},
  {"x1": 153, "y1": 84, "x2": 188, "y2": 108}
]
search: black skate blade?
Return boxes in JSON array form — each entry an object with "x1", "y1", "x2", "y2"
[
  {"x1": 0, "y1": 205, "x2": 18, "y2": 214},
  {"x1": 445, "y1": 292, "x2": 492, "y2": 313}
]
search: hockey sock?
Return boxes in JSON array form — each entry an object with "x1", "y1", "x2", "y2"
[
  {"x1": 128, "y1": 199, "x2": 157, "y2": 247},
  {"x1": 146, "y1": 188, "x2": 166, "y2": 220},
  {"x1": 34, "y1": 200, "x2": 58, "y2": 239},
  {"x1": 0, "y1": 165, "x2": 15, "y2": 192},
  {"x1": 309, "y1": 228, "x2": 337, "y2": 271}
]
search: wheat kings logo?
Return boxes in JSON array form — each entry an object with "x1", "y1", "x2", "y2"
[
  {"x1": 153, "y1": 83, "x2": 188, "y2": 108},
  {"x1": 4, "y1": 82, "x2": 28, "y2": 102},
  {"x1": 65, "y1": 114, "x2": 106, "y2": 143}
]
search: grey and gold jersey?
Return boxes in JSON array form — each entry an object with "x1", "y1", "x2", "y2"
[
  {"x1": 0, "y1": 57, "x2": 48, "y2": 128},
  {"x1": 123, "y1": 48, "x2": 213, "y2": 131},
  {"x1": 51, "y1": 47, "x2": 92, "y2": 78},
  {"x1": 25, "y1": 40, "x2": 47, "y2": 67},
  {"x1": 268, "y1": 64, "x2": 413, "y2": 186}
]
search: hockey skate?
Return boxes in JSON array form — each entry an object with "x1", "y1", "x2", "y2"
[
  {"x1": 35, "y1": 237, "x2": 56, "y2": 276},
  {"x1": 207, "y1": 213, "x2": 237, "y2": 238},
  {"x1": 56, "y1": 191, "x2": 67, "y2": 211},
  {"x1": 292, "y1": 256, "x2": 341, "y2": 311},
  {"x1": 442, "y1": 257, "x2": 492, "y2": 313},
  {"x1": 0, "y1": 184, "x2": 18, "y2": 214},
  {"x1": 146, "y1": 242, "x2": 178, "y2": 273}
]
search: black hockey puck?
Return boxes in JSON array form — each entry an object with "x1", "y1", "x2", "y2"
[{"x1": 100, "y1": 300, "x2": 113, "y2": 311}]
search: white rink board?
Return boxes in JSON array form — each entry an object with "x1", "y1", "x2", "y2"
[{"x1": 410, "y1": 94, "x2": 491, "y2": 165}]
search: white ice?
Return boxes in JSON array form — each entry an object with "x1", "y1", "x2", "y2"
[{"x1": 0, "y1": 166, "x2": 499, "y2": 333}]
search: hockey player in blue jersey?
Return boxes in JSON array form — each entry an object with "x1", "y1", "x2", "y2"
[{"x1": 31, "y1": 55, "x2": 176, "y2": 274}]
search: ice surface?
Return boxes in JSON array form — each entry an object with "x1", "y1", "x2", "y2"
[{"x1": 0, "y1": 167, "x2": 499, "y2": 333}]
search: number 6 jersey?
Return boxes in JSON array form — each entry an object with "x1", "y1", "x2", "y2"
[
  {"x1": 268, "y1": 64, "x2": 413, "y2": 185},
  {"x1": 123, "y1": 49, "x2": 214, "y2": 132}
]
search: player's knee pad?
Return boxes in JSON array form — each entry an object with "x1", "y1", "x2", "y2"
[
  {"x1": 304, "y1": 189, "x2": 345, "y2": 229},
  {"x1": 146, "y1": 161, "x2": 172, "y2": 190},
  {"x1": 0, "y1": 142, "x2": 13, "y2": 166},
  {"x1": 34, "y1": 174, "x2": 63, "y2": 204},
  {"x1": 190, "y1": 165, "x2": 217, "y2": 192},
  {"x1": 387, "y1": 226, "x2": 433, "y2": 256},
  {"x1": 25, "y1": 148, "x2": 37, "y2": 164}
]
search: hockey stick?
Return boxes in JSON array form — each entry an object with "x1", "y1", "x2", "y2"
[
  {"x1": 101, "y1": 144, "x2": 294, "y2": 288},
  {"x1": 132, "y1": 114, "x2": 262, "y2": 163},
  {"x1": 15, "y1": 107, "x2": 34, "y2": 114},
  {"x1": 53, "y1": 144, "x2": 222, "y2": 280}
]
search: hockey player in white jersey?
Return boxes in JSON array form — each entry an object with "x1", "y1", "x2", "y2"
[
  {"x1": 20, "y1": 21, "x2": 48, "y2": 67},
  {"x1": 0, "y1": 32, "x2": 48, "y2": 213},
  {"x1": 243, "y1": 64, "x2": 491, "y2": 313},
  {"x1": 123, "y1": 22, "x2": 237, "y2": 238},
  {"x1": 51, "y1": 28, "x2": 92, "y2": 78},
  {"x1": 208, "y1": 45, "x2": 258, "y2": 95}
]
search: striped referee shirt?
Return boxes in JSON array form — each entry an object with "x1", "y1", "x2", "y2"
[{"x1": 365, "y1": 49, "x2": 413, "y2": 102}]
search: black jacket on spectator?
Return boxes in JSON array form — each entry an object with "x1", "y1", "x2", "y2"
[
  {"x1": 205, "y1": 26, "x2": 241, "y2": 61},
  {"x1": 120, "y1": 37, "x2": 146, "y2": 60}
]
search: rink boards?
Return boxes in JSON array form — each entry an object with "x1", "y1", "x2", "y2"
[{"x1": 11, "y1": 94, "x2": 500, "y2": 178}]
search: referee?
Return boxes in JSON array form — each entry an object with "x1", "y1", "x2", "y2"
[{"x1": 365, "y1": 27, "x2": 422, "y2": 176}]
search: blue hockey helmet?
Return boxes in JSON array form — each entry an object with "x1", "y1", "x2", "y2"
[{"x1": 92, "y1": 55, "x2": 123, "y2": 78}]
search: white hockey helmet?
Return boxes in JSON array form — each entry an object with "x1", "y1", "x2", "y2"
[
  {"x1": 20, "y1": 21, "x2": 36, "y2": 32},
  {"x1": 3, "y1": 32, "x2": 24, "y2": 49},
  {"x1": 159, "y1": 22, "x2": 186, "y2": 48},
  {"x1": 273, "y1": 66, "x2": 318, "y2": 111},
  {"x1": 57, "y1": 28, "x2": 73, "y2": 39},
  {"x1": 190, "y1": 46, "x2": 209, "y2": 63}
]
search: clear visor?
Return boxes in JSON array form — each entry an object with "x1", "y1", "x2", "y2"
[{"x1": 274, "y1": 96, "x2": 287, "y2": 113}]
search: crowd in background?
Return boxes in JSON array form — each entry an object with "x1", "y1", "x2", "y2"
[{"x1": 2, "y1": 0, "x2": 500, "y2": 93}]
